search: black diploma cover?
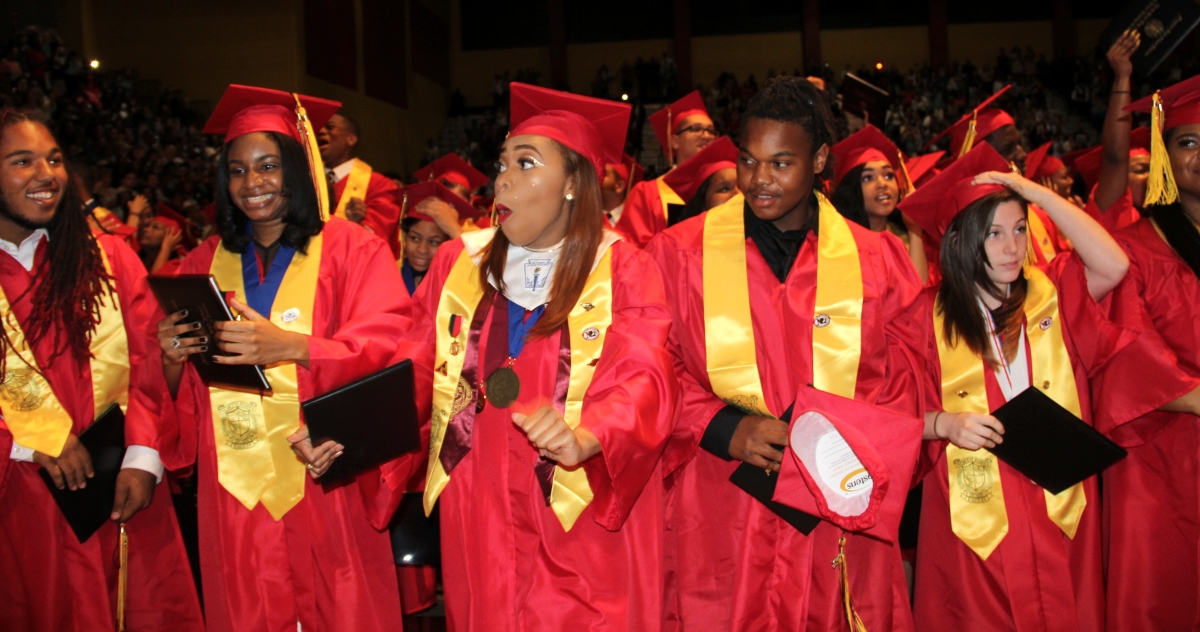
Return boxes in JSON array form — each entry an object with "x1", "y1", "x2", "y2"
[
  {"x1": 1101, "y1": 0, "x2": 1200, "y2": 76},
  {"x1": 148, "y1": 275, "x2": 271, "y2": 392},
  {"x1": 730, "y1": 460, "x2": 821, "y2": 534},
  {"x1": 302, "y1": 359, "x2": 421, "y2": 485},
  {"x1": 989, "y1": 387, "x2": 1127, "y2": 494},
  {"x1": 39, "y1": 404, "x2": 126, "y2": 543}
]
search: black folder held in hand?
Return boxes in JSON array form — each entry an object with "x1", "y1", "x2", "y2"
[
  {"x1": 990, "y1": 387, "x2": 1127, "y2": 494},
  {"x1": 302, "y1": 360, "x2": 421, "y2": 485},
  {"x1": 730, "y1": 460, "x2": 821, "y2": 535},
  {"x1": 147, "y1": 275, "x2": 271, "y2": 392},
  {"x1": 39, "y1": 404, "x2": 125, "y2": 543}
]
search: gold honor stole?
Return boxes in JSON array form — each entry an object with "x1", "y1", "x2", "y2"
[
  {"x1": 0, "y1": 247, "x2": 130, "y2": 456},
  {"x1": 1027, "y1": 208, "x2": 1057, "y2": 264},
  {"x1": 657, "y1": 177, "x2": 684, "y2": 222},
  {"x1": 424, "y1": 241, "x2": 615, "y2": 531},
  {"x1": 934, "y1": 265, "x2": 1086, "y2": 560},
  {"x1": 702, "y1": 192, "x2": 863, "y2": 415},
  {"x1": 207, "y1": 234, "x2": 323, "y2": 520},
  {"x1": 334, "y1": 158, "x2": 373, "y2": 220}
]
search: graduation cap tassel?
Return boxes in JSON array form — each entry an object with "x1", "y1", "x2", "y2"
[
  {"x1": 958, "y1": 113, "x2": 978, "y2": 159},
  {"x1": 1146, "y1": 92, "x2": 1180, "y2": 206},
  {"x1": 832, "y1": 535, "x2": 869, "y2": 632},
  {"x1": 397, "y1": 192, "x2": 409, "y2": 263},
  {"x1": 897, "y1": 150, "x2": 914, "y2": 196},
  {"x1": 116, "y1": 524, "x2": 128, "y2": 631},
  {"x1": 292, "y1": 94, "x2": 332, "y2": 221},
  {"x1": 666, "y1": 107, "x2": 674, "y2": 166}
]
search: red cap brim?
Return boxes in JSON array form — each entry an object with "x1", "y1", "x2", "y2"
[
  {"x1": 413, "y1": 153, "x2": 490, "y2": 191},
  {"x1": 401, "y1": 181, "x2": 481, "y2": 222},
  {"x1": 661, "y1": 136, "x2": 739, "y2": 203},
  {"x1": 897, "y1": 143, "x2": 1012, "y2": 240},
  {"x1": 203, "y1": 84, "x2": 341, "y2": 144}
]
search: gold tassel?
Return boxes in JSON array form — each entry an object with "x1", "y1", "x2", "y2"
[
  {"x1": 397, "y1": 192, "x2": 408, "y2": 262},
  {"x1": 832, "y1": 535, "x2": 869, "y2": 632},
  {"x1": 897, "y1": 150, "x2": 913, "y2": 196},
  {"x1": 1146, "y1": 91, "x2": 1179, "y2": 206},
  {"x1": 292, "y1": 94, "x2": 332, "y2": 221},
  {"x1": 666, "y1": 107, "x2": 674, "y2": 166},
  {"x1": 117, "y1": 523, "x2": 128, "y2": 631},
  {"x1": 958, "y1": 113, "x2": 978, "y2": 159}
]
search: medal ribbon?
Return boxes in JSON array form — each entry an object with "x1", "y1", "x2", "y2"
[
  {"x1": 656, "y1": 176, "x2": 684, "y2": 222},
  {"x1": 935, "y1": 265, "x2": 1086, "y2": 560},
  {"x1": 0, "y1": 245, "x2": 129, "y2": 457},
  {"x1": 702, "y1": 191, "x2": 863, "y2": 415},
  {"x1": 437, "y1": 293, "x2": 492, "y2": 475},
  {"x1": 425, "y1": 240, "x2": 615, "y2": 531},
  {"x1": 333, "y1": 158, "x2": 373, "y2": 220},
  {"x1": 208, "y1": 232, "x2": 322, "y2": 520}
]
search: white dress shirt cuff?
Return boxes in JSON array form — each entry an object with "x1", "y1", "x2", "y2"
[
  {"x1": 9, "y1": 442, "x2": 34, "y2": 462},
  {"x1": 121, "y1": 445, "x2": 164, "y2": 483}
]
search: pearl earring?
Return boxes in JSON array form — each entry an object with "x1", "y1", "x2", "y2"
[{"x1": 565, "y1": 193, "x2": 574, "y2": 201}]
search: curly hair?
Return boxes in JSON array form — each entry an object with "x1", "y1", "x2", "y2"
[
  {"x1": 741, "y1": 76, "x2": 837, "y2": 182},
  {"x1": 0, "y1": 109, "x2": 111, "y2": 373}
]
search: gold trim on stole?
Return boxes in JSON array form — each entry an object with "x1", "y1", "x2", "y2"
[
  {"x1": 334, "y1": 158, "x2": 373, "y2": 220},
  {"x1": 702, "y1": 192, "x2": 863, "y2": 415},
  {"x1": 424, "y1": 240, "x2": 616, "y2": 531},
  {"x1": 656, "y1": 176, "x2": 684, "y2": 222},
  {"x1": 935, "y1": 265, "x2": 1086, "y2": 560},
  {"x1": 0, "y1": 244, "x2": 130, "y2": 457},
  {"x1": 207, "y1": 233, "x2": 323, "y2": 520},
  {"x1": 1027, "y1": 208, "x2": 1057, "y2": 264}
]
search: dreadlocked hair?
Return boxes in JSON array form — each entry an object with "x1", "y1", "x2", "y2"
[
  {"x1": 936, "y1": 189, "x2": 1029, "y2": 369},
  {"x1": 741, "y1": 76, "x2": 837, "y2": 182},
  {"x1": 479, "y1": 140, "x2": 604, "y2": 339},
  {"x1": 0, "y1": 109, "x2": 111, "y2": 375}
]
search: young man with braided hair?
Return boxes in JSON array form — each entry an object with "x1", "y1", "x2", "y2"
[
  {"x1": 0, "y1": 109, "x2": 203, "y2": 631},
  {"x1": 647, "y1": 77, "x2": 927, "y2": 631}
]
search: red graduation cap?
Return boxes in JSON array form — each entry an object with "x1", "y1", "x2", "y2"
[
  {"x1": 608, "y1": 153, "x2": 645, "y2": 192},
  {"x1": 155, "y1": 202, "x2": 196, "y2": 248},
  {"x1": 772, "y1": 386, "x2": 923, "y2": 541},
  {"x1": 830, "y1": 124, "x2": 906, "y2": 189},
  {"x1": 202, "y1": 84, "x2": 340, "y2": 145},
  {"x1": 1024, "y1": 142, "x2": 1065, "y2": 182},
  {"x1": 509, "y1": 82, "x2": 632, "y2": 179},
  {"x1": 924, "y1": 85, "x2": 1014, "y2": 157},
  {"x1": 1125, "y1": 76, "x2": 1200, "y2": 205},
  {"x1": 401, "y1": 181, "x2": 481, "y2": 224},
  {"x1": 906, "y1": 151, "x2": 945, "y2": 187},
  {"x1": 661, "y1": 136, "x2": 739, "y2": 203},
  {"x1": 648, "y1": 90, "x2": 711, "y2": 164},
  {"x1": 896, "y1": 143, "x2": 1012, "y2": 241},
  {"x1": 413, "y1": 153, "x2": 489, "y2": 194},
  {"x1": 1063, "y1": 127, "x2": 1152, "y2": 191}
]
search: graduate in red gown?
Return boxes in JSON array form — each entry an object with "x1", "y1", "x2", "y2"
[
  {"x1": 0, "y1": 109, "x2": 204, "y2": 631},
  {"x1": 601, "y1": 154, "x2": 642, "y2": 227},
  {"x1": 647, "y1": 76, "x2": 927, "y2": 631},
  {"x1": 319, "y1": 112, "x2": 404, "y2": 257},
  {"x1": 157, "y1": 85, "x2": 413, "y2": 632},
  {"x1": 1099, "y1": 73, "x2": 1200, "y2": 630},
  {"x1": 406, "y1": 83, "x2": 676, "y2": 631},
  {"x1": 613, "y1": 90, "x2": 714, "y2": 246},
  {"x1": 829, "y1": 124, "x2": 931, "y2": 284},
  {"x1": 413, "y1": 153, "x2": 492, "y2": 235},
  {"x1": 660, "y1": 135, "x2": 740, "y2": 225},
  {"x1": 927, "y1": 86, "x2": 1069, "y2": 265},
  {"x1": 898, "y1": 143, "x2": 1134, "y2": 632}
]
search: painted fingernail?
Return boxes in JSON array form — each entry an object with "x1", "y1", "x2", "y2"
[
  {"x1": 180, "y1": 309, "x2": 188, "y2": 317},
  {"x1": 198, "y1": 337, "x2": 208, "y2": 344},
  {"x1": 191, "y1": 322, "x2": 202, "y2": 330},
  {"x1": 199, "y1": 346, "x2": 208, "y2": 352}
]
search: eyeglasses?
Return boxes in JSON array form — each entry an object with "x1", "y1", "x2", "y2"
[{"x1": 675, "y1": 124, "x2": 718, "y2": 138}]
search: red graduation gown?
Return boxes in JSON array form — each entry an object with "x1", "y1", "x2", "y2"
[
  {"x1": 169, "y1": 219, "x2": 413, "y2": 632},
  {"x1": 913, "y1": 255, "x2": 1126, "y2": 632},
  {"x1": 612, "y1": 177, "x2": 670, "y2": 248},
  {"x1": 1099, "y1": 218, "x2": 1200, "y2": 630},
  {"x1": 333, "y1": 171, "x2": 404, "y2": 259},
  {"x1": 0, "y1": 235, "x2": 204, "y2": 632},
  {"x1": 646, "y1": 215, "x2": 927, "y2": 631},
  {"x1": 405, "y1": 236, "x2": 677, "y2": 631},
  {"x1": 1082, "y1": 184, "x2": 1140, "y2": 236}
]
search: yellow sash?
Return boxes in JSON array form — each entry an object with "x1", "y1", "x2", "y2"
[
  {"x1": 702, "y1": 192, "x2": 862, "y2": 413},
  {"x1": 334, "y1": 158, "x2": 373, "y2": 220},
  {"x1": 208, "y1": 233, "x2": 323, "y2": 520},
  {"x1": 424, "y1": 240, "x2": 616, "y2": 531},
  {"x1": 657, "y1": 176, "x2": 684, "y2": 222},
  {"x1": 0, "y1": 246, "x2": 130, "y2": 457},
  {"x1": 1027, "y1": 208, "x2": 1057, "y2": 264},
  {"x1": 935, "y1": 265, "x2": 1087, "y2": 560}
]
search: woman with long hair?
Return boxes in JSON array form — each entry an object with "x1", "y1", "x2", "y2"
[
  {"x1": 899, "y1": 143, "x2": 1130, "y2": 631},
  {"x1": 406, "y1": 83, "x2": 676, "y2": 630},
  {"x1": 154, "y1": 85, "x2": 412, "y2": 631},
  {"x1": 829, "y1": 124, "x2": 930, "y2": 283}
]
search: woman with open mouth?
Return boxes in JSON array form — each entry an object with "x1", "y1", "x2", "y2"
[{"x1": 403, "y1": 82, "x2": 676, "y2": 631}]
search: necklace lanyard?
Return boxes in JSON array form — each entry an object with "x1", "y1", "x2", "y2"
[{"x1": 984, "y1": 307, "x2": 1020, "y2": 401}]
